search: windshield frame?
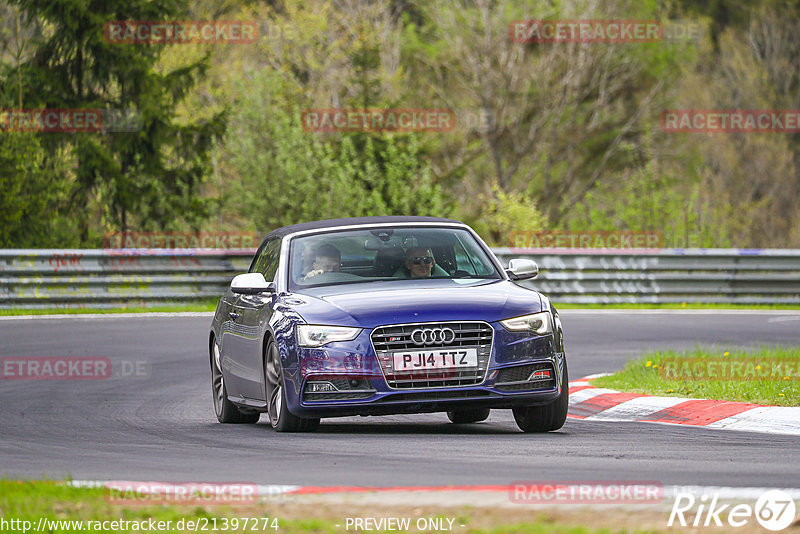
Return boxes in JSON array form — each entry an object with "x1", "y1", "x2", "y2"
[{"x1": 279, "y1": 223, "x2": 505, "y2": 292}]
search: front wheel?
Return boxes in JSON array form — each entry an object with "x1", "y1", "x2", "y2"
[
  {"x1": 211, "y1": 342, "x2": 259, "y2": 424},
  {"x1": 512, "y1": 362, "x2": 569, "y2": 433},
  {"x1": 265, "y1": 339, "x2": 320, "y2": 432}
]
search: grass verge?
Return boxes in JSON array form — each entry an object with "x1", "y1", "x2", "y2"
[
  {"x1": 0, "y1": 479, "x2": 667, "y2": 533},
  {"x1": 592, "y1": 345, "x2": 800, "y2": 406}
]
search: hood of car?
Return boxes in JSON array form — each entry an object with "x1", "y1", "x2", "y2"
[{"x1": 285, "y1": 279, "x2": 543, "y2": 328}]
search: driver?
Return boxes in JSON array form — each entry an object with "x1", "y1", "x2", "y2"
[{"x1": 302, "y1": 244, "x2": 341, "y2": 280}]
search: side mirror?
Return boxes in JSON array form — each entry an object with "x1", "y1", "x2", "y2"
[
  {"x1": 231, "y1": 273, "x2": 275, "y2": 295},
  {"x1": 506, "y1": 258, "x2": 539, "y2": 281}
]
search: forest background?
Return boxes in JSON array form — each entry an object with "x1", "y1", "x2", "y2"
[{"x1": 2, "y1": 0, "x2": 799, "y2": 248}]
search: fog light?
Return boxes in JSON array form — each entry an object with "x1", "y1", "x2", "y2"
[
  {"x1": 529, "y1": 370, "x2": 551, "y2": 381},
  {"x1": 307, "y1": 381, "x2": 337, "y2": 393}
]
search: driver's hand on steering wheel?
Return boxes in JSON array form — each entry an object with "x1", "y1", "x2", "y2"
[{"x1": 302, "y1": 268, "x2": 325, "y2": 280}]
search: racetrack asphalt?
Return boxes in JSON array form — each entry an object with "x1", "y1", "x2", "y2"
[{"x1": 1, "y1": 311, "x2": 799, "y2": 488}]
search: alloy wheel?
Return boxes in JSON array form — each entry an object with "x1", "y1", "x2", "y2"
[
  {"x1": 266, "y1": 341, "x2": 282, "y2": 427},
  {"x1": 212, "y1": 343, "x2": 225, "y2": 416}
]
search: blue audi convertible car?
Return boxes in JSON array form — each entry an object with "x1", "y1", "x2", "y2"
[{"x1": 209, "y1": 216, "x2": 567, "y2": 432}]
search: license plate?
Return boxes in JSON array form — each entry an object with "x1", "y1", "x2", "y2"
[{"x1": 392, "y1": 348, "x2": 478, "y2": 371}]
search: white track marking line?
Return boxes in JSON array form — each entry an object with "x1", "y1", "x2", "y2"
[{"x1": 767, "y1": 316, "x2": 800, "y2": 322}]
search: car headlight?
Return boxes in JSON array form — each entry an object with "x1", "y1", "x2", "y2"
[
  {"x1": 297, "y1": 325, "x2": 362, "y2": 347},
  {"x1": 500, "y1": 312, "x2": 552, "y2": 335}
]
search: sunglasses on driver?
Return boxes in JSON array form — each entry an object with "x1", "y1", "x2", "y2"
[{"x1": 410, "y1": 256, "x2": 434, "y2": 265}]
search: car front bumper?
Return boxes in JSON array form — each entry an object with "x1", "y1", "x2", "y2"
[{"x1": 282, "y1": 322, "x2": 566, "y2": 418}]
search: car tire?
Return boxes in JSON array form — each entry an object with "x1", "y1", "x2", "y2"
[
  {"x1": 446, "y1": 408, "x2": 490, "y2": 424},
  {"x1": 512, "y1": 361, "x2": 569, "y2": 433},
  {"x1": 211, "y1": 341, "x2": 260, "y2": 424},
  {"x1": 265, "y1": 339, "x2": 320, "y2": 433}
]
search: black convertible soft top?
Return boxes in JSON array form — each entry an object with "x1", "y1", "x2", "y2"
[{"x1": 262, "y1": 216, "x2": 465, "y2": 241}]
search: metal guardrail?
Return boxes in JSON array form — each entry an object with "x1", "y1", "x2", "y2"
[
  {"x1": 0, "y1": 249, "x2": 252, "y2": 308},
  {"x1": 493, "y1": 248, "x2": 800, "y2": 304},
  {"x1": 1, "y1": 248, "x2": 799, "y2": 308}
]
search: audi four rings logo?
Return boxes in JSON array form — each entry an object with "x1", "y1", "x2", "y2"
[{"x1": 411, "y1": 327, "x2": 456, "y2": 345}]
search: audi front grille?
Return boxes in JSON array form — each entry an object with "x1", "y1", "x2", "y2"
[{"x1": 371, "y1": 321, "x2": 493, "y2": 389}]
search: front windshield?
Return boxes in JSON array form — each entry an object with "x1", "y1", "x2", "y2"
[{"x1": 287, "y1": 226, "x2": 500, "y2": 290}]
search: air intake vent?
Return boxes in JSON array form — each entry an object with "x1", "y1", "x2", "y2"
[
  {"x1": 495, "y1": 362, "x2": 556, "y2": 391},
  {"x1": 302, "y1": 377, "x2": 376, "y2": 402}
]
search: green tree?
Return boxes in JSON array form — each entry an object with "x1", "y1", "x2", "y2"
[
  {"x1": 216, "y1": 72, "x2": 452, "y2": 233},
  {"x1": 0, "y1": 129, "x2": 78, "y2": 247},
  {"x1": 400, "y1": 0, "x2": 693, "y2": 235},
  {"x1": 1, "y1": 0, "x2": 224, "y2": 245}
]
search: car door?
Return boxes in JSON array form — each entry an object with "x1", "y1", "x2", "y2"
[
  {"x1": 230, "y1": 238, "x2": 282, "y2": 402},
  {"x1": 217, "y1": 282, "x2": 245, "y2": 397}
]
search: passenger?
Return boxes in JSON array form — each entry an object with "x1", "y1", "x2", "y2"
[
  {"x1": 401, "y1": 247, "x2": 435, "y2": 278},
  {"x1": 302, "y1": 244, "x2": 341, "y2": 280}
]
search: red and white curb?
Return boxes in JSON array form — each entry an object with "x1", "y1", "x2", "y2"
[
  {"x1": 66, "y1": 480, "x2": 800, "y2": 504},
  {"x1": 568, "y1": 374, "x2": 800, "y2": 435}
]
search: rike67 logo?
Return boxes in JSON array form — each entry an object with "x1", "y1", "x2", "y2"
[{"x1": 669, "y1": 490, "x2": 796, "y2": 531}]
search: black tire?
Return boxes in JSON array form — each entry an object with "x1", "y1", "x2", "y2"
[
  {"x1": 446, "y1": 408, "x2": 491, "y2": 424},
  {"x1": 512, "y1": 361, "x2": 569, "y2": 433},
  {"x1": 265, "y1": 339, "x2": 320, "y2": 433},
  {"x1": 211, "y1": 341, "x2": 260, "y2": 424}
]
